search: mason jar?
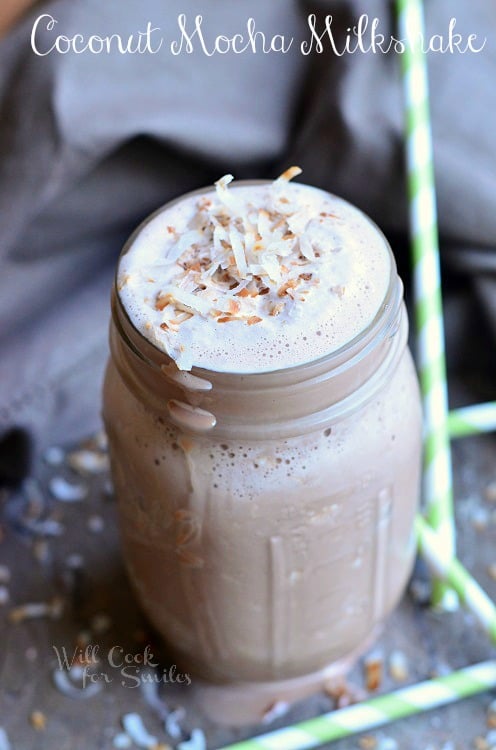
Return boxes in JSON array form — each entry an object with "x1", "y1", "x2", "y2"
[{"x1": 102, "y1": 186, "x2": 422, "y2": 723}]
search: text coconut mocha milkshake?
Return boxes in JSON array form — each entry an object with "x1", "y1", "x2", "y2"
[{"x1": 104, "y1": 169, "x2": 422, "y2": 723}]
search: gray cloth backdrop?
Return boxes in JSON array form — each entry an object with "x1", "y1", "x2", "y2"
[{"x1": 0, "y1": 0, "x2": 494, "y2": 452}]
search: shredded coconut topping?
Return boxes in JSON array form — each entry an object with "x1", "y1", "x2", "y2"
[{"x1": 118, "y1": 170, "x2": 391, "y2": 371}]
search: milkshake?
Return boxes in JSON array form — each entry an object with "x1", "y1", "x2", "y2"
[{"x1": 103, "y1": 171, "x2": 422, "y2": 723}]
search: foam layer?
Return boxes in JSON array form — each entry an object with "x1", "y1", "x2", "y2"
[{"x1": 118, "y1": 175, "x2": 391, "y2": 373}]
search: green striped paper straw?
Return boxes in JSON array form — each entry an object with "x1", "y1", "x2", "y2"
[
  {"x1": 448, "y1": 402, "x2": 496, "y2": 439},
  {"x1": 416, "y1": 515, "x2": 496, "y2": 642},
  {"x1": 396, "y1": 0, "x2": 455, "y2": 607},
  {"x1": 218, "y1": 660, "x2": 496, "y2": 750}
]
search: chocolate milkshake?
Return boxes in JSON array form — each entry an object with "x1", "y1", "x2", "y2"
[{"x1": 103, "y1": 171, "x2": 422, "y2": 723}]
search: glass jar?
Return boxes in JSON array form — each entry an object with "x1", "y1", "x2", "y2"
[{"x1": 103, "y1": 188, "x2": 422, "y2": 723}]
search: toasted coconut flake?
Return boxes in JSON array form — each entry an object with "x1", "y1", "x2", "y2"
[
  {"x1": 117, "y1": 274, "x2": 131, "y2": 291},
  {"x1": 215, "y1": 174, "x2": 245, "y2": 219},
  {"x1": 270, "y1": 302, "x2": 284, "y2": 317},
  {"x1": 29, "y1": 711, "x2": 47, "y2": 731},
  {"x1": 170, "y1": 312, "x2": 194, "y2": 325},
  {"x1": 215, "y1": 173, "x2": 234, "y2": 192},
  {"x1": 487, "y1": 698, "x2": 496, "y2": 727},
  {"x1": 358, "y1": 737, "x2": 377, "y2": 750},
  {"x1": 67, "y1": 450, "x2": 109, "y2": 476},
  {"x1": 247, "y1": 316, "x2": 263, "y2": 326},
  {"x1": 236, "y1": 286, "x2": 258, "y2": 298},
  {"x1": 364, "y1": 651, "x2": 383, "y2": 692},
  {"x1": 276, "y1": 166, "x2": 302, "y2": 183},
  {"x1": 9, "y1": 597, "x2": 64, "y2": 624},
  {"x1": 227, "y1": 299, "x2": 241, "y2": 315},
  {"x1": 259, "y1": 253, "x2": 281, "y2": 283},
  {"x1": 155, "y1": 293, "x2": 173, "y2": 311},
  {"x1": 164, "y1": 287, "x2": 211, "y2": 316},
  {"x1": 229, "y1": 225, "x2": 248, "y2": 278},
  {"x1": 277, "y1": 279, "x2": 298, "y2": 298},
  {"x1": 299, "y1": 234, "x2": 316, "y2": 261}
]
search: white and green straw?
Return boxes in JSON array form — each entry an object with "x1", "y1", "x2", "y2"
[
  {"x1": 396, "y1": 0, "x2": 455, "y2": 607},
  {"x1": 416, "y1": 515, "x2": 496, "y2": 642},
  {"x1": 448, "y1": 402, "x2": 496, "y2": 439},
  {"x1": 218, "y1": 660, "x2": 496, "y2": 750}
]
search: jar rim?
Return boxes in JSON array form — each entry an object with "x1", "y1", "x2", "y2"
[{"x1": 114, "y1": 180, "x2": 401, "y2": 383}]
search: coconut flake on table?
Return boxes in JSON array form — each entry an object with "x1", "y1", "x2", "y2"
[
  {"x1": 0, "y1": 728, "x2": 11, "y2": 750},
  {"x1": 165, "y1": 708, "x2": 185, "y2": 740},
  {"x1": 177, "y1": 728, "x2": 206, "y2": 750},
  {"x1": 121, "y1": 713, "x2": 158, "y2": 749},
  {"x1": 138, "y1": 676, "x2": 186, "y2": 741},
  {"x1": 66, "y1": 553, "x2": 85, "y2": 570},
  {"x1": 262, "y1": 700, "x2": 290, "y2": 724},
  {"x1": 388, "y1": 650, "x2": 409, "y2": 682},
  {"x1": 9, "y1": 597, "x2": 64, "y2": 623},
  {"x1": 43, "y1": 446, "x2": 65, "y2": 466},
  {"x1": 112, "y1": 734, "x2": 132, "y2": 749},
  {"x1": 49, "y1": 476, "x2": 88, "y2": 502},
  {"x1": 90, "y1": 612, "x2": 112, "y2": 634},
  {"x1": 87, "y1": 514, "x2": 105, "y2": 534},
  {"x1": 364, "y1": 649, "x2": 383, "y2": 692},
  {"x1": 52, "y1": 666, "x2": 102, "y2": 700},
  {"x1": 67, "y1": 449, "x2": 109, "y2": 475},
  {"x1": 29, "y1": 711, "x2": 47, "y2": 731},
  {"x1": 26, "y1": 517, "x2": 64, "y2": 537},
  {"x1": 32, "y1": 538, "x2": 51, "y2": 565}
]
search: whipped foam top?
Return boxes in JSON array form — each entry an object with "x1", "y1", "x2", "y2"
[{"x1": 118, "y1": 170, "x2": 391, "y2": 373}]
